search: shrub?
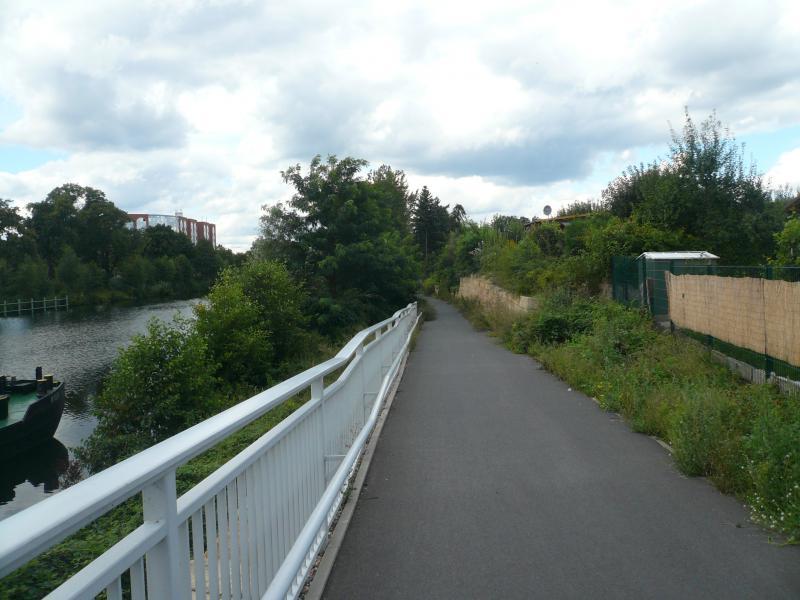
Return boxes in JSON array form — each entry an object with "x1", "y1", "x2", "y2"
[
  {"x1": 195, "y1": 260, "x2": 309, "y2": 389},
  {"x1": 77, "y1": 316, "x2": 220, "y2": 472}
]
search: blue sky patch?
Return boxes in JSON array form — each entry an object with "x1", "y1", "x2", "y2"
[{"x1": 0, "y1": 144, "x2": 65, "y2": 174}]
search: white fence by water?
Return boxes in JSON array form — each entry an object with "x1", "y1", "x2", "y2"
[{"x1": 0, "y1": 302, "x2": 419, "y2": 599}]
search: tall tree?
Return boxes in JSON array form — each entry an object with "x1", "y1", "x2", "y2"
[
  {"x1": 602, "y1": 110, "x2": 783, "y2": 263},
  {"x1": 27, "y1": 184, "x2": 87, "y2": 275},
  {"x1": 410, "y1": 186, "x2": 450, "y2": 264},
  {"x1": 74, "y1": 194, "x2": 131, "y2": 273},
  {"x1": 257, "y1": 155, "x2": 419, "y2": 332},
  {"x1": 449, "y1": 204, "x2": 468, "y2": 230}
]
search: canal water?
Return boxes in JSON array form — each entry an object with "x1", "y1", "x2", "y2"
[{"x1": 0, "y1": 298, "x2": 201, "y2": 519}]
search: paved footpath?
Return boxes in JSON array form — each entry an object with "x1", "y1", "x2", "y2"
[{"x1": 323, "y1": 299, "x2": 800, "y2": 599}]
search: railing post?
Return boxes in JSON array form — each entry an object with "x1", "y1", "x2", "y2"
[
  {"x1": 143, "y1": 470, "x2": 186, "y2": 599},
  {"x1": 312, "y1": 376, "x2": 327, "y2": 482},
  {"x1": 357, "y1": 342, "x2": 367, "y2": 424}
]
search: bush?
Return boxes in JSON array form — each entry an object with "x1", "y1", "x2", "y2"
[
  {"x1": 510, "y1": 291, "x2": 599, "y2": 348},
  {"x1": 747, "y1": 395, "x2": 800, "y2": 538},
  {"x1": 77, "y1": 316, "x2": 220, "y2": 472},
  {"x1": 195, "y1": 260, "x2": 309, "y2": 389}
]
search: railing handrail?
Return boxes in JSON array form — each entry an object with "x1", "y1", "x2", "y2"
[{"x1": 0, "y1": 302, "x2": 415, "y2": 578}]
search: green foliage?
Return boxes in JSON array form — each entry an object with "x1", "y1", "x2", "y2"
[
  {"x1": 13, "y1": 256, "x2": 52, "y2": 298},
  {"x1": 55, "y1": 246, "x2": 87, "y2": 296},
  {"x1": 256, "y1": 155, "x2": 419, "y2": 333},
  {"x1": 195, "y1": 260, "x2": 309, "y2": 388},
  {"x1": 556, "y1": 199, "x2": 605, "y2": 217},
  {"x1": 602, "y1": 110, "x2": 784, "y2": 264},
  {"x1": 1, "y1": 184, "x2": 237, "y2": 304},
  {"x1": 746, "y1": 396, "x2": 800, "y2": 535},
  {"x1": 772, "y1": 217, "x2": 800, "y2": 266},
  {"x1": 411, "y1": 186, "x2": 451, "y2": 267},
  {"x1": 510, "y1": 292, "x2": 597, "y2": 347},
  {"x1": 77, "y1": 316, "x2": 220, "y2": 472}
]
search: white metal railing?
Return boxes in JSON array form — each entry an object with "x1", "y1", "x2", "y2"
[{"x1": 0, "y1": 302, "x2": 420, "y2": 599}]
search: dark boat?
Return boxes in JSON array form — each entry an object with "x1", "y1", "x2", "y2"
[{"x1": 0, "y1": 368, "x2": 65, "y2": 456}]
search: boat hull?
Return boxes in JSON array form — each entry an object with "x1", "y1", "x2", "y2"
[{"x1": 0, "y1": 382, "x2": 65, "y2": 456}]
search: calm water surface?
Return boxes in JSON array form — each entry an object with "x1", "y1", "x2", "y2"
[{"x1": 0, "y1": 299, "x2": 201, "y2": 519}]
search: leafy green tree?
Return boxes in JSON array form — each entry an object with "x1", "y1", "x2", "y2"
[
  {"x1": 77, "y1": 317, "x2": 219, "y2": 471},
  {"x1": 55, "y1": 246, "x2": 87, "y2": 295},
  {"x1": 531, "y1": 222, "x2": 565, "y2": 257},
  {"x1": 602, "y1": 110, "x2": 782, "y2": 263},
  {"x1": 74, "y1": 195, "x2": 130, "y2": 273},
  {"x1": 369, "y1": 165, "x2": 413, "y2": 233},
  {"x1": 258, "y1": 155, "x2": 419, "y2": 332},
  {"x1": 195, "y1": 260, "x2": 308, "y2": 388},
  {"x1": 27, "y1": 185, "x2": 85, "y2": 275},
  {"x1": 192, "y1": 239, "x2": 223, "y2": 287},
  {"x1": 143, "y1": 224, "x2": 195, "y2": 259},
  {"x1": 13, "y1": 256, "x2": 51, "y2": 298},
  {"x1": 557, "y1": 199, "x2": 605, "y2": 217},
  {"x1": 772, "y1": 217, "x2": 800, "y2": 266},
  {"x1": 118, "y1": 255, "x2": 152, "y2": 299},
  {"x1": 449, "y1": 204, "x2": 468, "y2": 231}
]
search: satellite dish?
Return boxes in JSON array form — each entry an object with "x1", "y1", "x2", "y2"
[{"x1": 543, "y1": 205, "x2": 552, "y2": 217}]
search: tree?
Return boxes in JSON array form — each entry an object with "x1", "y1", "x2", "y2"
[
  {"x1": 74, "y1": 195, "x2": 130, "y2": 273},
  {"x1": 449, "y1": 204, "x2": 468, "y2": 231},
  {"x1": 195, "y1": 260, "x2": 308, "y2": 388},
  {"x1": 27, "y1": 185, "x2": 84, "y2": 275},
  {"x1": 142, "y1": 224, "x2": 195, "y2": 259},
  {"x1": 557, "y1": 199, "x2": 604, "y2": 217},
  {"x1": 602, "y1": 110, "x2": 782, "y2": 263},
  {"x1": 55, "y1": 246, "x2": 87, "y2": 295},
  {"x1": 410, "y1": 186, "x2": 450, "y2": 265},
  {"x1": 0, "y1": 199, "x2": 35, "y2": 275},
  {"x1": 772, "y1": 217, "x2": 800, "y2": 266},
  {"x1": 258, "y1": 155, "x2": 419, "y2": 332},
  {"x1": 77, "y1": 316, "x2": 219, "y2": 471},
  {"x1": 13, "y1": 256, "x2": 51, "y2": 298}
]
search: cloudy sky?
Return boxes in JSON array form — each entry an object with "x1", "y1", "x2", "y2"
[{"x1": 1, "y1": 0, "x2": 800, "y2": 250}]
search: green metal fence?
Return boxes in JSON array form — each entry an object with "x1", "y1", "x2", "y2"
[
  {"x1": 611, "y1": 256, "x2": 642, "y2": 307},
  {"x1": 611, "y1": 258, "x2": 800, "y2": 385}
]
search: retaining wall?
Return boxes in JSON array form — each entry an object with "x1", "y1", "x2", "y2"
[{"x1": 457, "y1": 275, "x2": 538, "y2": 314}]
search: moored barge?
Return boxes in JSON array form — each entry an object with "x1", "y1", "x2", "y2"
[{"x1": 0, "y1": 368, "x2": 65, "y2": 456}]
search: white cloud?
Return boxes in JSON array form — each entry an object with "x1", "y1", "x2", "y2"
[
  {"x1": 1, "y1": 0, "x2": 800, "y2": 249},
  {"x1": 766, "y1": 148, "x2": 800, "y2": 191}
]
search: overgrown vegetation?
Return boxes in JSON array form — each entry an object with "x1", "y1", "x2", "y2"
[{"x1": 0, "y1": 184, "x2": 239, "y2": 305}]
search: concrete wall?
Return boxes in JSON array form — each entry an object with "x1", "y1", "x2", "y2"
[{"x1": 457, "y1": 275, "x2": 538, "y2": 314}]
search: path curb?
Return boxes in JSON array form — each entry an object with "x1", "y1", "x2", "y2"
[{"x1": 303, "y1": 330, "x2": 414, "y2": 599}]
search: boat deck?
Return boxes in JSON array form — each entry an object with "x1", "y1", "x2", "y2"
[{"x1": 0, "y1": 392, "x2": 37, "y2": 427}]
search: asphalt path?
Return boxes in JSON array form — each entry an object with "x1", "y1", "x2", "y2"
[{"x1": 323, "y1": 298, "x2": 800, "y2": 599}]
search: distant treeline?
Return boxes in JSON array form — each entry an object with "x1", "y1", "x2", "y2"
[{"x1": 0, "y1": 184, "x2": 241, "y2": 304}]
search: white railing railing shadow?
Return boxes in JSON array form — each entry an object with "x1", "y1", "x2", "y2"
[{"x1": 0, "y1": 302, "x2": 420, "y2": 599}]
